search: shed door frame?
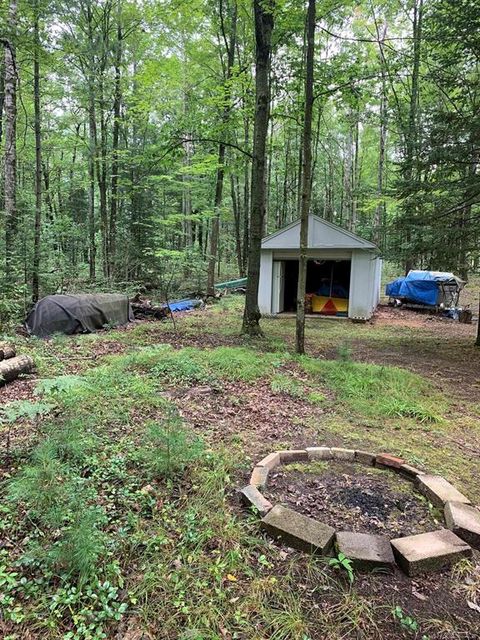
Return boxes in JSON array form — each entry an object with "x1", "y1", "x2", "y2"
[{"x1": 272, "y1": 260, "x2": 285, "y2": 314}]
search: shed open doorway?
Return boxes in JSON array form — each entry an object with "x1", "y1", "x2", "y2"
[{"x1": 277, "y1": 259, "x2": 351, "y2": 316}]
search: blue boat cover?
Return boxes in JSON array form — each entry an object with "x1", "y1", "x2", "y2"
[{"x1": 385, "y1": 271, "x2": 460, "y2": 306}]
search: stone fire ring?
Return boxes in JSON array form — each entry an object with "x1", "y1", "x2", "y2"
[{"x1": 240, "y1": 447, "x2": 479, "y2": 576}]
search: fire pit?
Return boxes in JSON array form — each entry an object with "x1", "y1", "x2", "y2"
[{"x1": 240, "y1": 447, "x2": 478, "y2": 576}]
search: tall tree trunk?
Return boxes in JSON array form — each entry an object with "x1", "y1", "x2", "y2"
[
  {"x1": 85, "y1": 2, "x2": 97, "y2": 282},
  {"x1": 295, "y1": 0, "x2": 315, "y2": 355},
  {"x1": 109, "y1": 1, "x2": 122, "y2": 279},
  {"x1": 88, "y1": 81, "x2": 97, "y2": 282},
  {"x1": 32, "y1": 0, "x2": 42, "y2": 302},
  {"x1": 350, "y1": 111, "x2": 359, "y2": 232},
  {"x1": 206, "y1": 0, "x2": 237, "y2": 296},
  {"x1": 242, "y1": 115, "x2": 250, "y2": 274},
  {"x1": 0, "y1": 55, "x2": 5, "y2": 147},
  {"x1": 97, "y1": 81, "x2": 108, "y2": 278},
  {"x1": 373, "y1": 21, "x2": 388, "y2": 248},
  {"x1": 241, "y1": 0, "x2": 274, "y2": 335},
  {"x1": 3, "y1": 0, "x2": 18, "y2": 277},
  {"x1": 231, "y1": 174, "x2": 244, "y2": 276},
  {"x1": 403, "y1": 0, "x2": 423, "y2": 274}
]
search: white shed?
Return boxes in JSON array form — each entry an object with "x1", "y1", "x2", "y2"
[{"x1": 258, "y1": 215, "x2": 382, "y2": 321}]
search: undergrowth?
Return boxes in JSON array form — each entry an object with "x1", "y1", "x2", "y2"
[
  {"x1": 2, "y1": 302, "x2": 478, "y2": 640},
  {"x1": 300, "y1": 357, "x2": 443, "y2": 423}
]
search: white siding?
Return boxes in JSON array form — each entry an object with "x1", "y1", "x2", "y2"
[
  {"x1": 349, "y1": 251, "x2": 380, "y2": 320},
  {"x1": 258, "y1": 250, "x2": 273, "y2": 314}
]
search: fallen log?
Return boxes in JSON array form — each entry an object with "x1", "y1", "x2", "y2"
[
  {"x1": 131, "y1": 301, "x2": 169, "y2": 320},
  {"x1": 0, "y1": 342, "x2": 16, "y2": 361},
  {"x1": 0, "y1": 355, "x2": 35, "y2": 385}
]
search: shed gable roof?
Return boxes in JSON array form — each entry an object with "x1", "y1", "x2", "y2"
[{"x1": 261, "y1": 214, "x2": 377, "y2": 250}]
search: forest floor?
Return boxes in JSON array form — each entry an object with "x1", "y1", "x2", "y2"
[{"x1": 1, "y1": 295, "x2": 480, "y2": 640}]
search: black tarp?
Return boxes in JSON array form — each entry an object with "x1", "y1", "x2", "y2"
[{"x1": 25, "y1": 294, "x2": 134, "y2": 338}]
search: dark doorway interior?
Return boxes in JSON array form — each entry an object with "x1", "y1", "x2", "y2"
[{"x1": 283, "y1": 259, "x2": 351, "y2": 313}]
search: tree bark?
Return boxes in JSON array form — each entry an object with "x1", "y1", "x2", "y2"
[
  {"x1": 88, "y1": 81, "x2": 97, "y2": 282},
  {"x1": 295, "y1": 0, "x2": 315, "y2": 355},
  {"x1": 32, "y1": 0, "x2": 42, "y2": 302},
  {"x1": 231, "y1": 174, "x2": 244, "y2": 276},
  {"x1": 0, "y1": 355, "x2": 34, "y2": 385},
  {"x1": 96, "y1": 78, "x2": 108, "y2": 278},
  {"x1": 206, "y1": 0, "x2": 237, "y2": 296},
  {"x1": 241, "y1": 0, "x2": 274, "y2": 336},
  {"x1": 350, "y1": 111, "x2": 359, "y2": 232},
  {"x1": 242, "y1": 115, "x2": 250, "y2": 274},
  {"x1": 403, "y1": 0, "x2": 423, "y2": 274},
  {"x1": 0, "y1": 342, "x2": 16, "y2": 360},
  {"x1": 3, "y1": 0, "x2": 18, "y2": 277},
  {"x1": 373, "y1": 20, "x2": 388, "y2": 248},
  {"x1": 109, "y1": 0, "x2": 122, "y2": 279},
  {"x1": 0, "y1": 54, "x2": 4, "y2": 147}
]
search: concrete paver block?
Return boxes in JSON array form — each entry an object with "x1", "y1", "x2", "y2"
[
  {"x1": 240, "y1": 485, "x2": 273, "y2": 517},
  {"x1": 330, "y1": 447, "x2": 355, "y2": 461},
  {"x1": 417, "y1": 475, "x2": 471, "y2": 507},
  {"x1": 306, "y1": 446, "x2": 332, "y2": 460},
  {"x1": 336, "y1": 531, "x2": 395, "y2": 570},
  {"x1": 256, "y1": 452, "x2": 281, "y2": 470},
  {"x1": 391, "y1": 529, "x2": 472, "y2": 576},
  {"x1": 399, "y1": 463, "x2": 425, "y2": 479},
  {"x1": 280, "y1": 449, "x2": 309, "y2": 464},
  {"x1": 354, "y1": 450, "x2": 376, "y2": 465},
  {"x1": 444, "y1": 501, "x2": 480, "y2": 550},
  {"x1": 250, "y1": 466, "x2": 269, "y2": 489},
  {"x1": 261, "y1": 504, "x2": 335, "y2": 555}
]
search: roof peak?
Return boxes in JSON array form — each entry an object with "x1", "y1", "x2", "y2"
[{"x1": 261, "y1": 214, "x2": 377, "y2": 250}]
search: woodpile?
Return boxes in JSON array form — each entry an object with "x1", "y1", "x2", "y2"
[
  {"x1": 0, "y1": 342, "x2": 34, "y2": 386},
  {"x1": 0, "y1": 342, "x2": 16, "y2": 360},
  {"x1": 130, "y1": 294, "x2": 169, "y2": 320}
]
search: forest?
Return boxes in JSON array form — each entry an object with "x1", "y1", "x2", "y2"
[
  {"x1": 1, "y1": 2, "x2": 480, "y2": 640},
  {"x1": 0, "y1": 0, "x2": 478, "y2": 324}
]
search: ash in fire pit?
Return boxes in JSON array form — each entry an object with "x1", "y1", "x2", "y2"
[
  {"x1": 263, "y1": 461, "x2": 440, "y2": 538},
  {"x1": 336, "y1": 486, "x2": 402, "y2": 518}
]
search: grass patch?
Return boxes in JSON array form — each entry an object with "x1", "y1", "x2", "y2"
[
  {"x1": 283, "y1": 460, "x2": 328, "y2": 474},
  {"x1": 270, "y1": 373, "x2": 305, "y2": 398},
  {"x1": 123, "y1": 344, "x2": 288, "y2": 385},
  {"x1": 300, "y1": 358, "x2": 443, "y2": 423}
]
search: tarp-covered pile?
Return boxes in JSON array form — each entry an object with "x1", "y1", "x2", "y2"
[
  {"x1": 386, "y1": 270, "x2": 465, "y2": 307},
  {"x1": 26, "y1": 294, "x2": 134, "y2": 338}
]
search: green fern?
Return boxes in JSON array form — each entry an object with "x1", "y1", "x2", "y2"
[
  {"x1": 0, "y1": 399, "x2": 54, "y2": 423},
  {"x1": 35, "y1": 374, "x2": 88, "y2": 397}
]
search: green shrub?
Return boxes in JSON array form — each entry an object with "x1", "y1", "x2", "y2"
[
  {"x1": 9, "y1": 442, "x2": 78, "y2": 526},
  {"x1": 48, "y1": 507, "x2": 107, "y2": 581},
  {"x1": 139, "y1": 409, "x2": 204, "y2": 478},
  {"x1": 270, "y1": 374, "x2": 305, "y2": 398}
]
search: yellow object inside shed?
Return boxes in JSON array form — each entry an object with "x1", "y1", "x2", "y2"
[{"x1": 311, "y1": 295, "x2": 349, "y2": 315}]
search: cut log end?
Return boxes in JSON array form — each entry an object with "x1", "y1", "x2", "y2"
[
  {"x1": 0, "y1": 342, "x2": 16, "y2": 361},
  {"x1": 0, "y1": 355, "x2": 35, "y2": 385}
]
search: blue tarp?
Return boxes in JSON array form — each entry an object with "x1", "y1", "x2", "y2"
[
  {"x1": 385, "y1": 271, "x2": 461, "y2": 307},
  {"x1": 164, "y1": 298, "x2": 202, "y2": 313}
]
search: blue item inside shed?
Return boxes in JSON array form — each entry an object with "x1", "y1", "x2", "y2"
[{"x1": 385, "y1": 270, "x2": 464, "y2": 307}]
